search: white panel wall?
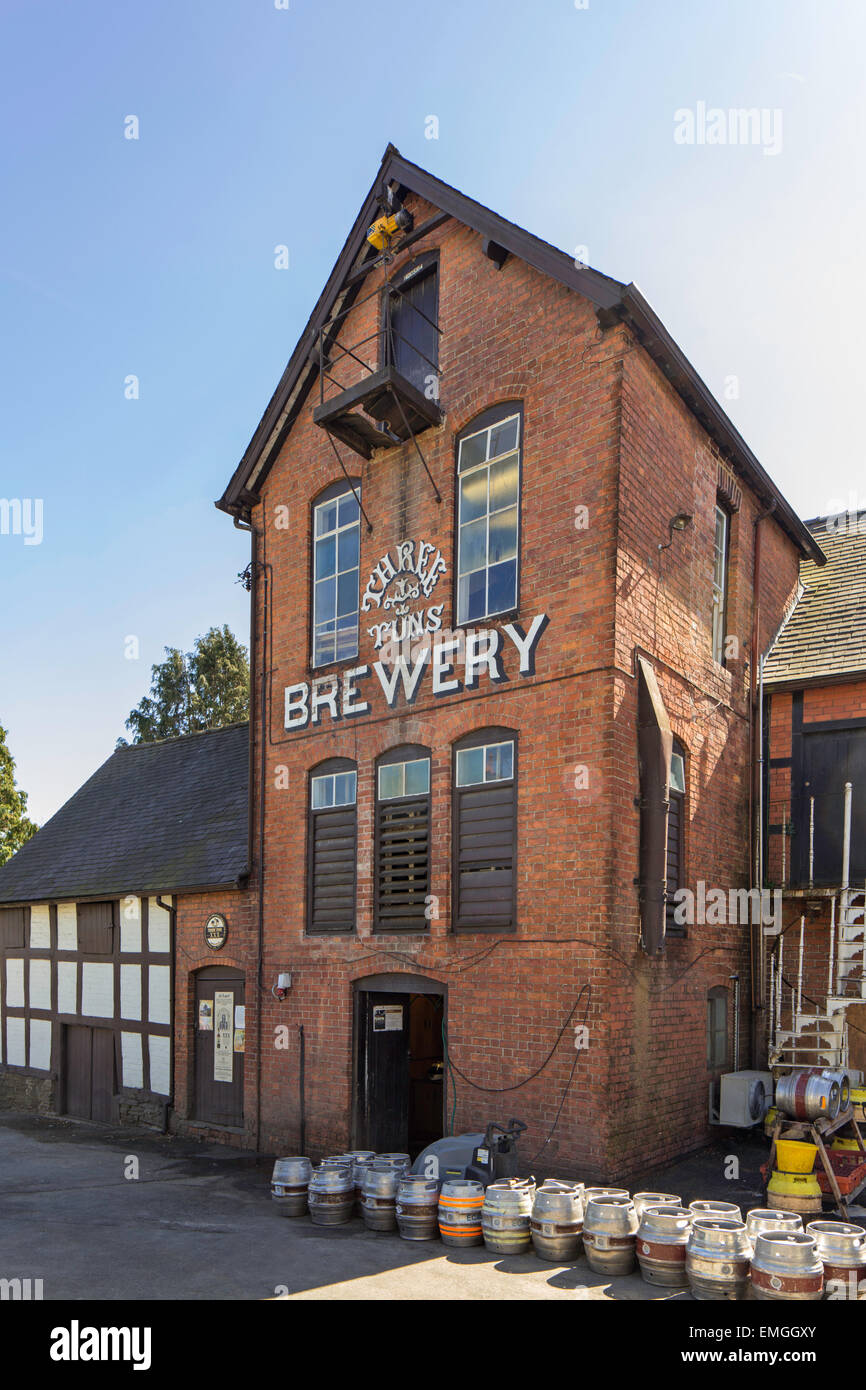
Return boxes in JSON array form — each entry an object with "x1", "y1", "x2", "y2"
[
  {"x1": 81, "y1": 962, "x2": 114, "y2": 1019},
  {"x1": 6, "y1": 1017, "x2": 25, "y2": 1066},
  {"x1": 30, "y1": 905, "x2": 51, "y2": 948},
  {"x1": 120, "y1": 896, "x2": 141, "y2": 953},
  {"x1": 57, "y1": 960, "x2": 77, "y2": 1015},
  {"x1": 29, "y1": 1019, "x2": 52, "y2": 1071},
  {"x1": 149, "y1": 1034, "x2": 170, "y2": 1095},
  {"x1": 147, "y1": 897, "x2": 171, "y2": 953},
  {"x1": 148, "y1": 965, "x2": 171, "y2": 1025},
  {"x1": 29, "y1": 958, "x2": 51, "y2": 1010},
  {"x1": 57, "y1": 902, "x2": 77, "y2": 951},
  {"x1": 121, "y1": 1031, "x2": 143, "y2": 1089},
  {"x1": 6, "y1": 957, "x2": 24, "y2": 1008},
  {"x1": 120, "y1": 964, "x2": 142, "y2": 1020}
]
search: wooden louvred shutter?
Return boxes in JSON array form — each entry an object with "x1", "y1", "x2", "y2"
[
  {"x1": 0, "y1": 905, "x2": 27, "y2": 949},
  {"x1": 307, "y1": 762, "x2": 357, "y2": 934},
  {"x1": 453, "y1": 736, "x2": 516, "y2": 932},
  {"x1": 374, "y1": 748, "x2": 430, "y2": 933}
]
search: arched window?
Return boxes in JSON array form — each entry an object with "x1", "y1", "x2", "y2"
[
  {"x1": 374, "y1": 745, "x2": 431, "y2": 933},
  {"x1": 666, "y1": 736, "x2": 687, "y2": 938},
  {"x1": 452, "y1": 727, "x2": 517, "y2": 932},
  {"x1": 455, "y1": 404, "x2": 522, "y2": 624},
  {"x1": 307, "y1": 758, "x2": 357, "y2": 934},
  {"x1": 311, "y1": 481, "x2": 361, "y2": 667},
  {"x1": 707, "y1": 987, "x2": 729, "y2": 1070}
]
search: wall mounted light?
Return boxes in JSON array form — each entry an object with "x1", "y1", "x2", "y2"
[{"x1": 659, "y1": 511, "x2": 693, "y2": 552}]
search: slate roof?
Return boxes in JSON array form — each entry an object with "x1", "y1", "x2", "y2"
[
  {"x1": 0, "y1": 723, "x2": 250, "y2": 905},
  {"x1": 216, "y1": 143, "x2": 824, "y2": 566},
  {"x1": 762, "y1": 515, "x2": 866, "y2": 688}
]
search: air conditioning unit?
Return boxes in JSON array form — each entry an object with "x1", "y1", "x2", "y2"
[{"x1": 718, "y1": 1070, "x2": 773, "y2": 1127}]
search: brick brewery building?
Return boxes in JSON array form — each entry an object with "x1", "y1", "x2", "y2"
[{"x1": 0, "y1": 147, "x2": 829, "y2": 1180}]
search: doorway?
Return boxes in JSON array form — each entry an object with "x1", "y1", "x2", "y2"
[
  {"x1": 354, "y1": 975, "x2": 445, "y2": 1157},
  {"x1": 63, "y1": 1025, "x2": 115, "y2": 1123},
  {"x1": 194, "y1": 966, "x2": 245, "y2": 1127}
]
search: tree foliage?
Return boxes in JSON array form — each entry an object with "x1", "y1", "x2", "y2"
[
  {"x1": 119, "y1": 625, "x2": 250, "y2": 746},
  {"x1": 0, "y1": 723, "x2": 38, "y2": 864}
]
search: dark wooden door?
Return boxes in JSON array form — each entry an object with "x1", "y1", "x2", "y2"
[
  {"x1": 389, "y1": 269, "x2": 438, "y2": 394},
  {"x1": 800, "y1": 729, "x2": 866, "y2": 884},
  {"x1": 91, "y1": 1029, "x2": 115, "y2": 1123},
  {"x1": 64, "y1": 1025, "x2": 92, "y2": 1119},
  {"x1": 194, "y1": 970, "x2": 244, "y2": 1126},
  {"x1": 63, "y1": 1025, "x2": 115, "y2": 1122},
  {"x1": 356, "y1": 991, "x2": 411, "y2": 1152}
]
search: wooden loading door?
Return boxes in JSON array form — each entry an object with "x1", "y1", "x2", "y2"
[
  {"x1": 356, "y1": 991, "x2": 412, "y2": 1153},
  {"x1": 63, "y1": 1025, "x2": 116, "y2": 1123},
  {"x1": 194, "y1": 968, "x2": 244, "y2": 1127}
]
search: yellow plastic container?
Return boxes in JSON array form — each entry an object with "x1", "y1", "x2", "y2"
[
  {"x1": 767, "y1": 1169, "x2": 822, "y2": 1213},
  {"x1": 830, "y1": 1137, "x2": 861, "y2": 1153},
  {"x1": 764, "y1": 1105, "x2": 779, "y2": 1138},
  {"x1": 775, "y1": 1140, "x2": 818, "y2": 1173},
  {"x1": 851, "y1": 1088, "x2": 866, "y2": 1124}
]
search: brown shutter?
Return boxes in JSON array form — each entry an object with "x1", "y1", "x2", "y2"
[
  {"x1": 0, "y1": 905, "x2": 27, "y2": 948},
  {"x1": 375, "y1": 795, "x2": 430, "y2": 931},
  {"x1": 637, "y1": 657, "x2": 673, "y2": 956},
  {"x1": 308, "y1": 805, "x2": 357, "y2": 933},
  {"x1": 454, "y1": 781, "x2": 515, "y2": 931},
  {"x1": 77, "y1": 901, "x2": 115, "y2": 954},
  {"x1": 665, "y1": 790, "x2": 684, "y2": 937}
]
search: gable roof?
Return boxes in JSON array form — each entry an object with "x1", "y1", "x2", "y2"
[
  {"x1": 762, "y1": 516, "x2": 866, "y2": 689},
  {"x1": 0, "y1": 723, "x2": 250, "y2": 905},
  {"x1": 216, "y1": 143, "x2": 824, "y2": 566}
]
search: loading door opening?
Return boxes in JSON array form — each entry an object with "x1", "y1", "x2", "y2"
[{"x1": 355, "y1": 984, "x2": 444, "y2": 1158}]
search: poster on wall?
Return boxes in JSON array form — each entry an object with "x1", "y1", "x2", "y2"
[
  {"x1": 233, "y1": 1004, "x2": 245, "y2": 1052},
  {"x1": 213, "y1": 991, "x2": 234, "y2": 1082},
  {"x1": 198, "y1": 999, "x2": 213, "y2": 1031}
]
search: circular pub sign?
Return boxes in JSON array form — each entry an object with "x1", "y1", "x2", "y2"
[{"x1": 204, "y1": 913, "x2": 228, "y2": 951}]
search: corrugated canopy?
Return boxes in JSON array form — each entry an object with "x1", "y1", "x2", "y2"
[{"x1": 0, "y1": 723, "x2": 250, "y2": 904}]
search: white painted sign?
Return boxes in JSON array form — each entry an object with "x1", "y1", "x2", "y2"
[
  {"x1": 214, "y1": 991, "x2": 234, "y2": 1082},
  {"x1": 285, "y1": 613, "x2": 549, "y2": 730}
]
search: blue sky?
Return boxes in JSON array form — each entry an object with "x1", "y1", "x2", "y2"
[{"x1": 2, "y1": 0, "x2": 864, "y2": 822}]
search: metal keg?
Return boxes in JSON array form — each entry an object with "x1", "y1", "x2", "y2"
[
  {"x1": 396, "y1": 1175, "x2": 441, "y2": 1242},
  {"x1": 481, "y1": 1178, "x2": 536, "y2": 1255},
  {"x1": 806, "y1": 1221, "x2": 866, "y2": 1299},
  {"x1": 686, "y1": 1219, "x2": 752, "y2": 1300},
  {"x1": 530, "y1": 1181, "x2": 584, "y2": 1262},
  {"x1": 750, "y1": 1232, "x2": 823, "y2": 1301},
  {"x1": 636, "y1": 1205, "x2": 692, "y2": 1288},
  {"x1": 583, "y1": 1186, "x2": 628, "y2": 1204},
  {"x1": 376, "y1": 1152, "x2": 411, "y2": 1172},
  {"x1": 438, "y1": 1179, "x2": 485, "y2": 1248},
  {"x1": 633, "y1": 1191, "x2": 681, "y2": 1218},
  {"x1": 776, "y1": 1070, "x2": 841, "y2": 1122},
  {"x1": 361, "y1": 1161, "x2": 401, "y2": 1232},
  {"x1": 804, "y1": 1069, "x2": 851, "y2": 1112},
  {"x1": 746, "y1": 1208, "x2": 803, "y2": 1240},
  {"x1": 271, "y1": 1156, "x2": 312, "y2": 1218},
  {"x1": 307, "y1": 1163, "x2": 355, "y2": 1226},
  {"x1": 689, "y1": 1200, "x2": 742, "y2": 1221},
  {"x1": 351, "y1": 1154, "x2": 377, "y2": 1213},
  {"x1": 583, "y1": 1196, "x2": 639, "y2": 1276}
]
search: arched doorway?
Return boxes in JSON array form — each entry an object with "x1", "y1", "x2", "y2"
[
  {"x1": 353, "y1": 973, "x2": 446, "y2": 1157},
  {"x1": 193, "y1": 965, "x2": 245, "y2": 1127}
]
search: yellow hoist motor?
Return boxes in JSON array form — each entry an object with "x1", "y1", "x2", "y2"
[{"x1": 367, "y1": 207, "x2": 412, "y2": 251}]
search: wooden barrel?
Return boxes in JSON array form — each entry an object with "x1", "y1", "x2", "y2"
[
  {"x1": 530, "y1": 1181, "x2": 584, "y2": 1262},
  {"x1": 438, "y1": 1179, "x2": 485, "y2": 1248},
  {"x1": 583, "y1": 1196, "x2": 639, "y2": 1276},
  {"x1": 750, "y1": 1232, "x2": 823, "y2": 1301},
  {"x1": 271, "y1": 1157, "x2": 312, "y2": 1218},
  {"x1": 636, "y1": 1204, "x2": 692, "y2": 1287},
  {"x1": 482, "y1": 1179, "x2": 536, "y2": 1255},
  {"x1": 806, "y1": 1220, "x2": 866, "y2": 1300},
  {"x1": 307, "y1": 1163, "x2": 355, "y2": 1226},
  {"x1": 396, "y1": 1175, "x2": 441, "y2": 1241},
  {"x1": 686, "y1": 1219, "x2": 751, "y2": 1300},
  {"x1": 361, "y1": 1161, "x2": 401, "y2": 1232}
]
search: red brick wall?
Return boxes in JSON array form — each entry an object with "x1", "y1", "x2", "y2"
[{"x1": 203, "y1": 193, "x2": 804, "y2": 1178}]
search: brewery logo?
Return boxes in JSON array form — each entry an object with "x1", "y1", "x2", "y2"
[
  {"x1": 204, "y1": 913, "x2": 228, "y2": 950},
  {"x1": 361, "y1": 538, "x2": 446, "y2": 651}
]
